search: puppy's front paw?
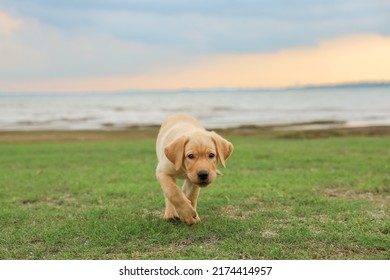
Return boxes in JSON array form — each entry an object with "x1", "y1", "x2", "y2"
[
  {"x1": 163, "y1": 207, "x2": 179, "y2": 221},
  {"x1": 177, "y1": 204, "x2": 200, "y2": 225},
  {"x1": 182, "y1": 212, "x2": 200, "y2": 225},
  {"x1": 163, "y1": 212, "x2": 180, "y2": 221}
]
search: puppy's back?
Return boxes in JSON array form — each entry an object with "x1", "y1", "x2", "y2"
[{"x1": 156, "y1": 114, "x2": 204, "y2": 161}]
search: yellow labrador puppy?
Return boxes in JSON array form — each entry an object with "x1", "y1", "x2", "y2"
[{"x1": 156, "y1": 114, "x2": 233, "y2": 225}]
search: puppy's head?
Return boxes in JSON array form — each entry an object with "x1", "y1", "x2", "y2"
[{"x1": 164, "y1": 131, "x2": 233, "y2": 187}]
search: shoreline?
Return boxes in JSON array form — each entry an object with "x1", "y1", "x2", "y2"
[{"x1": 1, "y1": 124, "x2": 390, "y2": 143}]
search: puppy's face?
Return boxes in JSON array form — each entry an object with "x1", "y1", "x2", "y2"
[
  {"x1": 164, "y1": 131, "x2": 233, "y2": 188},
  {"x1": 183, "y1": 135, "x2": 218, "y2": 187}
]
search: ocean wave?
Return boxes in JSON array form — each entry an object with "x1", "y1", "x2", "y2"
[{"x1": 1, "y1": 88, "x2": 389, "y2": 130}]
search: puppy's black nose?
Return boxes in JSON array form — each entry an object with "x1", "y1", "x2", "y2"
[{"x1": 197, "y1": 170, "x2": 209, "y2": 181}]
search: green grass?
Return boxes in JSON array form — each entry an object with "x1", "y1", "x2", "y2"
[{"x1": 0, "y1": 133, "x2": 389, "y2": 259}]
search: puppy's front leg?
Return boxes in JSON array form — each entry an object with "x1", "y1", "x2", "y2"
[
  {"x1": 157, "y1": 172, "x2": 200, "y2": 225},
  {"x1": 163, "y1": 196, "x2": 179, "y2": 221},
  {"x1": 183, "y1": 179, "x2": 201, "y2": 212}
]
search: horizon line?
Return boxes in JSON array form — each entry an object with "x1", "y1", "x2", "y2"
[{"x1": 1, "y1": 80, "x2": 390, "y2": 95}]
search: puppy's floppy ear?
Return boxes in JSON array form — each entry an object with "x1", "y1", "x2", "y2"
[
  {"x1": 164, "y1": 136, "x2": 189, "y2": 171},
  {"x1": 211, "y1": 132, "x2": 233, "y2": 168}
]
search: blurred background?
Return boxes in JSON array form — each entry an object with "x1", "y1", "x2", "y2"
[{"x1": 1, "y1": 0, "x2": 389, "y2": 130}]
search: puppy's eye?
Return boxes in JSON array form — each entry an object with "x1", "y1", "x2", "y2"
[
  {"x1": 209, "y1": 153, "x2": 215, "y2": 159},
  {"x1": 188, "y1": 154, "x2": 195, "y2": 159}
]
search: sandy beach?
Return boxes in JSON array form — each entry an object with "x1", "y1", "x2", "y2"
[{"x1": 1, "y1": 124, "x2": 390, "y2": 143}]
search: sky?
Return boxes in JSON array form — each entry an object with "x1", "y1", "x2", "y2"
[{"x1": 0, "y1": 0, "x2": 389, "y2": 93}]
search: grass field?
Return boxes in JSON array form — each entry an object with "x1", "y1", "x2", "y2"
[{"x1": 0, "y1": 128, "x2": 389, "y2": 259}]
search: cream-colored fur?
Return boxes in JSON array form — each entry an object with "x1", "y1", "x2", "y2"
[{"x1": 156, "y1": 114, "x2": 233, "y2": 225}]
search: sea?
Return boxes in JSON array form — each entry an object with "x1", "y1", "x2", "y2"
[{"x1": 1, "y1": 84, "x2": 390, "y2": 131}]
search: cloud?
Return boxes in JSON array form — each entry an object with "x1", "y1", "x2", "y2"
[
  {"x1": 0, "y1": 11, "x2": 45, "y2": 75},
  {"x1": 140, "y1": 34, "x2": 390, "y2": 89},
  {"x1": 0, "y1": 10, "x2": 201, "y2": 81},
  {"x1": 1, "y1": 1, "x2": 389, "y2": 53},
  {"x1": 0, "y1": 1, "x2": 389, "y2": 92},
  {"x1": 1, "y1": 34, "x2": 390, "y2": 92},
  {"x1": 0, "y1": 11, "x2": 21, "y2": 34}
]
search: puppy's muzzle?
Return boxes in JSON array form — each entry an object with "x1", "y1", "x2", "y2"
[{"x1": 197, "y1": 170, "x2": 209, "y2": 186}]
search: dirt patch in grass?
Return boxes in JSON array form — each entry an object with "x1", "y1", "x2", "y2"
[
  {"x1": 262, "y1": 229, "x2": 279, "y2": 238},
  {"x1": 142, "y1": 208, "x2": 163, "y2": 218},
  {"x1": 220, "y1": 204, "x2": 256, "y2": 220},
  {"x1": 320, "y1": 187, "x2": 390, "y2": 204},
  {"x1": 319, "y1": 187, "x2": 390, "y2": 223}
]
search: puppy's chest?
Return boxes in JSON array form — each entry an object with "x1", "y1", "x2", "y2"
[{"x1": 173, "y1": 168, "x2": 188, "y2": 180}]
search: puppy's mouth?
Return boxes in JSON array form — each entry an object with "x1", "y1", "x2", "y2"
[{"x1": 197, "y1": 181, "x2": 210, "y2": 187}]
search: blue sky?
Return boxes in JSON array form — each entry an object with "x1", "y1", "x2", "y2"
[{"x1": 1, "y1": 0, "x2": 389, "y2": 92}]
